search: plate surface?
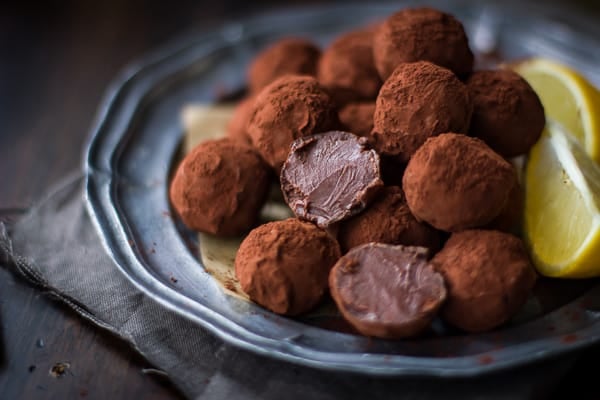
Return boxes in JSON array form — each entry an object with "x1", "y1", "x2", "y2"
[{"x1": 85, "y1": 1, "x2": 600, "y2": 377}]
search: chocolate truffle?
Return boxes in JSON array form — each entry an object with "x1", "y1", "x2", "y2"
[
  {"x1": 170, "y1": 138, "x2": 270, "y2": 236},
  {"x1": 403, "y1": 133, "x2": 517, "y2": 232},
  {"x1": 372, "y1": 61, "x2": 472, "y2": 162},
  {"x1": 467, "y1": 70, "x2": 545, "y2": 157},
  {"x1": 338, "y1": 186, "x2": 440, "y2": 253},
  {"x1": 487, "y1": 180, "x2": 523, "y2": 233},
  {"x1": 247, "y1": 75, "x2": 339, "y2": 172},
  {"x1": 338, "y1": 102, "x2": 375, "y2": 138},
  {"x1": 373, "y1": 7, "x2": 473, "y2": 80},
  {"x1": 432, "y1": 230, "x2": 536, "y2": 332},
  {"x1": 235, "y1": 218, "x2": 341, "y2": 315},
  {"x1": 318, "y1": 29, "x2": 382, "y2": 103},
  {"x1": 281, "y1": 131, "x2": 383, "y2": 227},
  {"x1": 247, "y1": 38, "x2": 321, "y2": 93},
  {"x1": 226, "y1": 97, "x2": 254, "y2": 145},
  {"x1": 330, "y1": 244, "x2": 446, "y2": 339}
]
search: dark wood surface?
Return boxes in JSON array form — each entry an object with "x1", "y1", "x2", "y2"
[{"x1": 0, "y1": 1, "x2": 599, "y2": 399}]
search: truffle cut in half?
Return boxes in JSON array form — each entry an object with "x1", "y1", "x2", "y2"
[
  {"x1": 280, "y1": 131, "x2": 383, "y2": 227},
  {"x1": 329, "y1": 243, "x2": 446, "y2": 339}
]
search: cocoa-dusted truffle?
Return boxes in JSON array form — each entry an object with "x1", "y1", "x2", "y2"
[
  {"x1": 373, "y1": 7, "x2": 473, "y2": 80},
  {"x1": 338, "y1": 102, "x2": 375, "y2": 138},
  {"x1": 169, "y1": 138, "x2": 270, "y2": 236},
  {"x1": 247, "y1": 75, "x2": 339, "y2": 172},
  {"x1": 432, "y1": 230, "x2": 536, "y2": 332},
  {"x1": 226, "y1": 97, "x2": 254, "y2": 145},
  {"x1": 318, "y1": 29, "x2": 382, "y2": 103},
  {"x1": 281, "y1": 131, "x2": 383, "y2": 227},
  {"x1": 467, "y1": 70, "x2": 545, "y2": 157},
  {"x1": 247, "y1": 38, "x2": 321, "y2": 93},
  {"x1": 235, "y1": 218, "x2": 341, "y2": 315},
  {"x1": 403, "y1": 133, "x2": 517, "y2": 232},
  {"x1": 330, "y1": 244, "x2": 446, "y2": 338},
  {"x1": 372, "y1": 61, "x2": 472, "y2": 162},
  {"x1": 487, "y1": 180, "x2": 523, "y2": 233},
  {"x1": 338, "y1": 186, "x2": 440, "y2": 253}
]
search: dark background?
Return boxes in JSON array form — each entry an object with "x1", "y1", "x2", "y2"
[{"x1": 1, "y1": 1, "x2": 599, "y2": 398}]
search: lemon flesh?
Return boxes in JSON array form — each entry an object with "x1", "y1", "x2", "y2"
[
  {"x1": 514, "y1": 58, "x2": 600, "y2": 163},
  {"x1": 525, "y1": 123, "x2": 600, "y2": 278}
]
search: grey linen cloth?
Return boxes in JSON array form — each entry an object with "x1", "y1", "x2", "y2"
[{"x1": 0, "y1": 173, "x2": 575, "y2": 399}]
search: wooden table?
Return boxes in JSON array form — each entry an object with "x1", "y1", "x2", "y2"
[{"x1": 0, "y1": 1, "x2": 599, "y2": 398}]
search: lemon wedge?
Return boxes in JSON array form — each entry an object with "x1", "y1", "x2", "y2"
[
  {"x1": 524, "y1": 122, "x2": 600, "y2": 278},
  {"x1": 513, "y1": 58, "x2": 600, "y2": 163}
]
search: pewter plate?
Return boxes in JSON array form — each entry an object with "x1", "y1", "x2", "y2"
[{"x1": 85, "y1": 1, "x2": 600, "y2": 377}]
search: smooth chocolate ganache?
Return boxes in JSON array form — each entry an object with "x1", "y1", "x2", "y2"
[
  {"x1": 329, "y1": 243, "x2": 447, "y2": 339},
  {"x1": 432, "y1": 230, "x2": 537, "y2": 332},
  {"x1": 235, "y1": 218, "x2": 341, "y2": 316},
  {"x1": 280, "y1": 131, "x2": 383, "y2": 227}
]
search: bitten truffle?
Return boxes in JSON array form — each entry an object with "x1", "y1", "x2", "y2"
[
  {"x1": 432, "y1": 230, "x2": 536, "y2": 332},
  {"x1": 330, "y1": 244, "x2": 446, "y2": 339},
  {"x1": 226, "y1": 97, "x2": 254, "y2": 145},
  {"x1": 235, "y1": 218, "x2": 341, "y2": 315},
  {"x1": 338, "y1": 102, "x2": 375, "y2": 138},
  {"x1": 318, "y1": 29, "x2": 382, "y2": 103},
  {"x1": 372, "y1": 61, "x2": 472, "y2": 162},
  {"x1": 280, "y1": 131, "x2": 383, "y2": 227},
  {"x1": 403, "y1": 133, "x2": 517, "y2": 232},
  {"x1": 467, "y1": 70, "x2": 545, "y2": 157},
  {"x1": 247, "y1": 75, "x2": 339, "y2": 172},
  {"x1": 373, "y1": 7, "x2": 473, "y2": 80},
  {"x1": 247, "y1": 38, "x2": 321, "y2": 93},
  {"x1": 338, "y1": 186, "x2": 440, "y2": 253},
  {"x1": 169, "y1": 138, "x2": 270, "y2": 236}
]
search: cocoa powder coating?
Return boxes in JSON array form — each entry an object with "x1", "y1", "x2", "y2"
[
  {"x1": 247, "y1": 38, "x2": 321, "y2": 93},
  {"x1": 431, "y1": 230, "x2": 536, "y2": 332},
  {"x1": 402, "y1": 133, "x2": 517, "y2": 232},
  {"x1": 318, "y1": 29, "x2": 382, "y2": 103},
  {"x1": 487, "y1": 179, "x2": 524, "y2": 233},
  {"x1": 338, "y1": 186, "x2": 440, "y2": 253},
  {"x1": 372, "y1": 61, "x2": 473, "y2": 162},
  {"x1": 338, "y1": 102, "x2": 375, "y2": 138},
  {"x1": 373, "y1": 7, "x2": 473, "y2": 80},
  {"x1": 329, "y1": 244, "x2": 446, "y2": 338},
  {"x1": 467, "y1": 70, "x2": 545, "y2": 157},
  {"x1": 226, "y1": 96, "x2": 254, "y2": 145},
  {"x1": 235, "y1": 218, "x2": 341, "y2": 316},
  {"x1": 247, "y1": 75, "x2": 339, "y2": 172},
  {"x1": 169, "y1": 138, "x2": 270, "y2": 236}
]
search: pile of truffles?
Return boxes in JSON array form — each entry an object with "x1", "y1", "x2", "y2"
[{"x1": 170, "y1": 7, "x2": 545, "y2": 338}]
